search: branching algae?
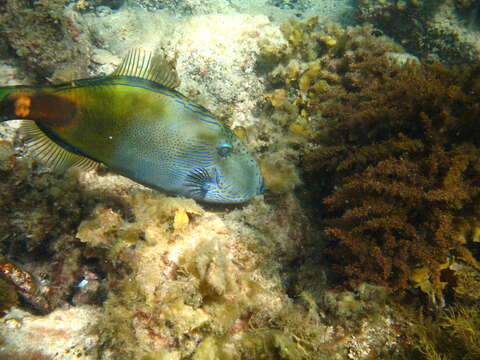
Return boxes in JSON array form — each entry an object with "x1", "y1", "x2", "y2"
[{"x1": 304, "y1": 57, "x2": 480, "y2": 295}]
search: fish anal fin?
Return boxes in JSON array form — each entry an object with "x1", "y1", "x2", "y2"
[
  {"x1": 111, "y1": 48, "x2": 180, "y2": 89},
  {"x1": 20, "y1": 121, "x2": 100, "y2": 172}
]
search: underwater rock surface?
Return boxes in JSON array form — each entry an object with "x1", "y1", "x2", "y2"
[
  {"x1": 358, "y1": 0, "x2": 480, "y2": 64},
  {"x1": 0, "y1": 0, "x2": 479, "y2": 359}
]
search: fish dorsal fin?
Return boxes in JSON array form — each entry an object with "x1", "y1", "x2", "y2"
[
  {"x1": 111, "y1": 49, "x2": 180, "y2": 89},
  {"x1": 20, "y1": 120, "x2": 100, "y2": 172}
]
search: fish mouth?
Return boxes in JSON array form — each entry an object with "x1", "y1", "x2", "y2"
[{"x1": 184, "y1": 166, "x2": 259, "y2": 203}]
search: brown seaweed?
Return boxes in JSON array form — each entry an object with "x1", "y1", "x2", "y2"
[{"x1": 304, "y1": 57, "x2": 480, "y2": 294}]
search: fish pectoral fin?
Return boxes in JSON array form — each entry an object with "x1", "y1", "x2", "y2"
[
  {"x1": 111, "y1": 48, "x2": 180, "y2": 89},
  {"x1": 20, "y1": 120, "x2": 100, "y2": 172}
]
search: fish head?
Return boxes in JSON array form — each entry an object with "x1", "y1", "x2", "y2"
[{"x1": 180, "y1": 123, "x2": 264, "y2": 203}]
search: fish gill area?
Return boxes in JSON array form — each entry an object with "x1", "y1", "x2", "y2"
[{"x1": 0, "y1": 1, "x2": 480, "y2": 359}]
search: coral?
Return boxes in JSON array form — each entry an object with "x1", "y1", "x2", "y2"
[
  {"x1": 357, "y1": 0, "x2": 480, "y2": 64},
  {"x1": 82, "y1": 6, "x2": 287, "y2": 127},
  {"x1": 256, "y1": 21, "x2": 401, "y2": 202},
  {"x1": 0, "y1": 306, "x2": 100, "y2": 359},
  {"x1": 261, "y1": 19, "x2": 403, "y2": 143},
  {"x1": 71, "y1": 0, "x2": 124, "y2": 12},
  {"x1": 0, "y1": 0, "x2": 92, "y2": 81},
  {"x1": 257, "y1": 15, "x2": 480, "y2": 301},
  {"x1": 0, "y1": 139, "x2": 107, "y2": 314},
  {"x1": 0, "y1": 140, "x2": 86, "y2": 253},
  {"x1": 72, "y1": 179, "x2": 406, "y2": 359},
  {"x1": 79, "y1": 193, "x2": 318, "y2": 359},
  {"x1": 0, "y1": 351, "x2": 54, "y2": 360},
  {"x1": 124, "y1": 0, "x2": 356, "y2": 25},
  {"x1": 0, "y1": 10, "x2": 452, "y2": 360},
  {"x1": 125, "y1": 0, "x2": 234, "y2": 15}
]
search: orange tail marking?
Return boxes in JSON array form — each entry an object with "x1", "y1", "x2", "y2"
[
  {"x1": 15, "y1": 95, "x2": 31, "y2": 118},
  {"x1": 6, "y1": 92, "x2": 78, "y2": 128}
]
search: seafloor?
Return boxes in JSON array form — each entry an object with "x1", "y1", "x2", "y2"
[{"x1": 0, "y1": 0, "x2": 479, "y2": 359}]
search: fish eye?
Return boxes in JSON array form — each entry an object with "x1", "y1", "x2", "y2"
[{"x1": 217, "y1": 141, "x2": 233, "y2": 157}]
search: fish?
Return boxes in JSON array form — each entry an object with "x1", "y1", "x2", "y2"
[{"x1": 0, "y1": 50, "x2": 265, "y2": 203}]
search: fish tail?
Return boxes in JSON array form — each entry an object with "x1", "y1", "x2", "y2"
[
  {"x1": 0, "y1": 84, "x2": 97, "y2": 172},
  {"x1": 0, "y1": 85, "x2": 77, "y2": 128},
  {"x1": 0, "y1": 85, "x2": 37, "y2": 122}
]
